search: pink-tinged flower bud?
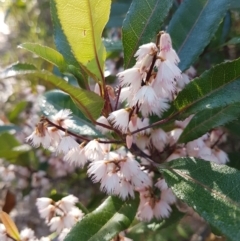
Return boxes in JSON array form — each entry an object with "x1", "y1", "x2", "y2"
[
  {"x1": 159, "y1": 32, "x2": 180, "y2": 64},
  {"x1": 130, "y1": 114, "x2": 138, "y2": 127},
  {"x1": 126, "y1": 134, "x2": 133, "y2": 149},
  {"x1": 106, "y1": 85, "x2": 116, "y2": 100},
  {"x1": 108, "y1": 108, "x2": 132, "y2": 133}
]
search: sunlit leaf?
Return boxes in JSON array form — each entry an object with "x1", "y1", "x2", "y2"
[
  {"x1": 3, "y1": 69, "x2": 104, "y2": 121},
  {"x1": 162, "y1": 158, "x2": 240, "y2": 241},
  {"x1": 0, "y1": 211, "x2": 21, "y2": 241},
  {"x1": 19, "y1": 43, "x2": 67, "y2": 71},
  {"x1": 53, "y1": 0, "x2": 111, "y2": 82}
]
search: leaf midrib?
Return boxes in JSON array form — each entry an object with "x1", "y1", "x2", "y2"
[
  {"x1": 177, "y1": 0, "x2": 209, "y2": 54},
  {"x1": 179, "y1": 104, "x2": 240, "y2": 142},
  {"x1": 173, "y1": 66, "x2": 240, "y2": 116},
  {"x1": 87, "y1": 0, "x2": 104, "y2": 81},
  {"x1": 170, "y1": 167, "x2": 240, "y2": 208}
]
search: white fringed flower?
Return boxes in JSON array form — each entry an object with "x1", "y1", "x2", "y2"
[
  {"x1": 133, "y1": 85, "x2": 158, "y2": 107},
  {"x1": 151, "y1": 129, "x2": 169, "y2": 152},
  {"x1": 20, "y1": 228, "x2": 36, "y2": 241},
  {"x1": 56, "y1": 195, "x2": 79, "y2": 213},
  {"x1": 36, "y1": 197, "x2": 53, "y2": 211},
  {"x1": 57, "y1": 135, "x2": 79, "y2": 154},
  {"x1": 84, "y1": 139, "x2": 104, "y2": 161},
  {"x1": 134, "y1": 42, "x2": 157, "y2": 61},
  {"x1": 153, "y1": 199, "x2": 172, "y2": 219},
  {"x1": 51, "y1": 109, "x2": 74, "y2": 128},
  {"x1": 26, "y1": 123, "x2": 51, "y2": 149},
  {"x1": 96, "y1": 116, "x2": 111, "y2": 134},
  {"x1": 64, "y1": 146, "x2": 87, "y2": 167},
  {"x1": 117, "y1": 68, "x2": 142, "y2": 92},
  {"x1": 108, "y1": 108, "x2": 131, "y2": 133}
]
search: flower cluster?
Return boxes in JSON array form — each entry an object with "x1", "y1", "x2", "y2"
[
  {"x1": 0, "y1": 224, "x2": 50, "y2": 241},
  {"x1": 25, "y1": 31, "x2": 230, "y2": 232},
  {"x1": 36, "y1": 195, "x2": 84, "y2": 239}
]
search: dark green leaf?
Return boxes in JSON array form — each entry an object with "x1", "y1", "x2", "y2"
[
  {"x1": 39, "y1": 90, "x2": 102, "y2": 137},
  {"x1": 122, "y1": 0, "x2": 173, "y2": 68},
  {"x1": 64, "y1": 196, "x2": 139, "y2": 241},
  {"x1": 178, "y1": 103, "x2": 240, "y2": 143},
  {"x1": 0, "y1": 125, "x2": 20, "y2": 133},
  {"x1": 168, "y1": 0, "x2": 229, "y2": 71},
  {"x1": 165, "y1": 58, "x2": 240, "y2": 120},
  {"x1": 19, "y1": 43, "x2": 67, "y2": 72},
  {"x1": 230, "y1": 0, "x2": 240, "y2": 9},
  {"x1": 225, "y1": 120, "x2": 240, "y2": 137},
  {"x1": 3, "y1": 70, "x2": 104, "y2": 121},
  {"x1": 106, "y1": 1, "x2": 131, "y2": 28},
  {"x1": 228, "y1": 152, "x2": 240, "y2": 170},
  {"x1": 162, "y1": 158, "x2": 240, "y2": 241}
]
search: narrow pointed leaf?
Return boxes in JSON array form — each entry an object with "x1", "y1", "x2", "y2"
[
  {"x1": 122, "y1": 0, "x2": 173, "y2": 68},
  {"x1": 53, "y1": 0, "x2": 111, "y2": 82},
  {"x1": 3, "y1": 70, "x2": 104, "y2": 121},
  {"x1": 0, "y1": 211, "x2": 21, "y2": 241},
  {"x1": 162, "y1": 158, "x2": 240, "y2": 241},
  {"x1": 0, "y1": 63, "x2": 36, "y2": 79},
  {"x1": 39, "y1": 90, "x2": 102, "y2": 137},
  {"x1": 19, "y1": 43, "x2": 67, "y2": 71},
  {"x1": 64, "y1": 196, "x2": 139, "y2": 241},
  {"x1": 168, "y1": 0, "x2": 229, "y2": 71},
  {"x1": 165, "y1": 58, "x2": 240, "y2": 120},
  {"x1": 178, "y1": 103, "x2": 240, "y2": 143}
]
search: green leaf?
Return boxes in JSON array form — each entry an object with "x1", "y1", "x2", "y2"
[
  {"x1": 0, "y1": 125, "x2": 20, "y2": 133},
  {"x1": 122, "y1": 0, "x2": 173, "y2": 68},
  {"x1": 162, "y1": 158, "x2": 240, "y2": 241},
  {"x1": 39, "y1": 90, "x2": 102, "y2": 137},
  {"x1": 19, "y1": 43, "x2": 67, "y2": 72},
  {"x1": 64, "y1": 196, "x2": 139, "y2": 241},
  {"x1": 50, "y1": 0, "x2": 88, "y2": 88},
  {"x1": 230, "y1": 0, "x2": 240, "y2": 9},
  {"x1": 225, "y1": 120, "x2": 240, "y2": 137},
  {"x1": 4, "y1": 70, "x2": 104, "y2": 121},
  {"x1": 0, "y1": 63, "x2": 36, "y2": 78},
  {"x1": 178, "y1": 103, "x2": 240, "y2": 143},
  {"x1": 168, "y1": 0, "x2": 229, "y2": 71},
  {"x1": 106, "y1": 1, "x2": 131, "y2": 28},
  {"x1": 165, "y1": 58, "x2": 240, "y2": 120},
  {"x1": 53, "y1": 0, "x2": 111, "y2": 82},
  {"x1": 0, "y1": 133, "x2": 20, "y2": 150}
]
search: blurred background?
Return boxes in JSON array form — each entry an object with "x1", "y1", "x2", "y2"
[{"x1": 0, "y1": 0, "x2": 240, "y2": 240}]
